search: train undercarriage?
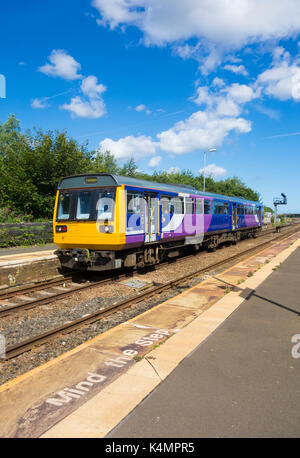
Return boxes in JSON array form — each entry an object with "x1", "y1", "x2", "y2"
[{"x1": 55, "y1": 226, "x2": 262, "y2": 272}]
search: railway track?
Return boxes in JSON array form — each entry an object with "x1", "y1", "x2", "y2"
[
  {"x1": 0, "y1": 224, "x2": 293, "y2": 318},
  {"x1": 4, "y1": 224, "x2": 300, "y2": 360}
]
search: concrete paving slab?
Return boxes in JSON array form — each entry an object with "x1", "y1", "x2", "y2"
[{"x1": 109, "y1": 246, "x2": 300, "y2": 438}]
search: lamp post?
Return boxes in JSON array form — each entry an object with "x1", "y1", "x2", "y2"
[{"x1": 203, "y1": 148, "x2": 216, "y2": 192}]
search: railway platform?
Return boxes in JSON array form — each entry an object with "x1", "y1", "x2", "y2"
[
  {"x1": 108, "y1": 243, "x2": 300, "y2": 438},
  {"x1": 0, "y1": 244, "x2": 59, "y2": 288},
  {"x1": 0, "y1": 231, "x2": 299, "y2": 438}
]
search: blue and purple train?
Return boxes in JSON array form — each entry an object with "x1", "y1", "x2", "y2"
[{"x1": 53, "y1": 173, "x2": 263, "y2": 271}]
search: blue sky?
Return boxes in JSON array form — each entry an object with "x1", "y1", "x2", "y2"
[{"x1": 1, "y1": 0, "x2": 300, "y2": 212}]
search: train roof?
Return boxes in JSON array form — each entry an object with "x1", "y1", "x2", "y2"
[{"x1": 58, "y1": 173, "x2": 262, "y2": 206}]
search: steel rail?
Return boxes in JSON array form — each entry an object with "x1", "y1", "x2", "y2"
[{"x1": 0, "y1": 224, "x2": 296, "y2": 318}]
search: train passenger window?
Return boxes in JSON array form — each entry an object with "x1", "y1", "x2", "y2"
[
  {"x1": 212, "y1": 202, "x2": 217, "y2": 215},
  {"x1": 174, "y1": 197, "x2": 184, "y2": 214},
  {"x1": 161, "y1": 196, "x2": 173, "y2": 215},
  {"x1": 224, "y1": 202, "x2": 229, "y2": 214},
  {"x1": 96, "y1": 190, "x2": 115, "y2": 220},
  {"x1": 127, "y1": 192, "x2": 143, "y2": 214},
  {"x1": 212, "y1": 201, "x2": 223, "y2": 214},
  {"x1": 185, "y1": 197, "x2": 194, "y2": 214},
  {"x1": 218, "y1": 203, "x2": 224, "y2": 214},
  {"x1": 76, "y1": 191, "x2": 92, "y2": 220},
  {"x1": 195, "y1": 199, "x2": 203, "y2": 214},
  {"x1": 204, "y1": 200, "x2": 211, "y2": 214},
  {"x1": 57, "y1": 192, "x2": 72, "y2": 220}
]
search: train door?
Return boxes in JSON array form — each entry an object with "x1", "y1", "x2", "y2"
[
  {"x1": 126, "y1": 191, "x2": 144, "y2": 236},
  {"x1": 232, "y1": 203, "x2": 237, "y2": 230},
  {"x1": 145, "y1": 193, "x2": 158, "y2": 242}
]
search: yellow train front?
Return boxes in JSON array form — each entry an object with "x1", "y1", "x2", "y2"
[{"x1": 54, "y1": 174, "x2": 128, "y2": 270}]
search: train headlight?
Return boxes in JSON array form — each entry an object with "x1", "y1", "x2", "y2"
[
  {"x1": 56, "y1": 225, "x2": 67, "y2": 233},
  {"x1": 99, "y1": 225, "x2": 113, "y2": 233}
]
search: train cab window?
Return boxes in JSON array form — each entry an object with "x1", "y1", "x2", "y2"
[
  {"x1": 76, "y1": 191, "x2": 92, "y2": 220},
  {"x1": 195, "y1": 199, "x2": 204, "y2": 214},
  {"x1": 185, "y1": 197, "x2": 194, "y2": 214},
  {"x1": 96, "y1": 190, "x2": 115, "y2": 220},
  {"x1": 204, "y1": 200, "x2": 211, "y2": 214},
  {"x1": 224, "y1": 202, "x2": 229, "y2": 214},
  {"x1": 127, "y1": 192, "x2": 143, "y2": 214},
  {"x1": 57, "y1": 192, "x2": 72, "y2": 220},
  {"x1": 161, "y1": 196, "x2": 174, "y2": 215},
  {"x1": 174, "y1": 197, "x2": 184, "y2": 214}
]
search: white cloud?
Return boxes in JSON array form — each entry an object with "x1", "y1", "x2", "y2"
[
  {"x1": 93, "y1": 0, "x2": 300, "y2": 46},
  {"x1": 60, "y1": 75, "x2": 107, "y2": 118},
  {"x1": 38, "y1": 51, "x2": 107, "y2": 118},
  {"x1": 92, "y1": 0, "x2": 300, "y2": 72},
  {"x1": 98, "y1": 80, "x2": 254, "y2": 158},
  {"x1": 135, "y1": 104, "x2": 151, "y2": 114},
  {"x1": 99, "y1": 135, "x2": 158, "y2": 159},
  {"x1": 257, "y1": 48, "x2": 300, "y2": 101},
  {"x1": 157, "y1": 110, "x2": 251, "y2": 155},
  {"x1": 97, "y1": 109, "x2": 251, "y2": 157},
  {"x1": 225, "y1": 83, "x2": 256, "y2": 104},
  {"x1": 38, "y1": 49, "x2": 82, "y2": 80},
  {"x1": 198, "y1": 163, "x2": 227, "y2": 178},
  {"x1": 193, "y1": 82, "x2": 257, "y2": 118},
  {"x1": 60, "y1": 96, "x2": 106, "y2": 118},
  {"x1": 212, "y1": 77, "x2": 225, "y2": 88},
  {"x1": 148, "y1": 156, "x2": 162, "y2": 168},
  {"x1": 223, "y1": 64, "x2": 248, "y2": 76},
  {"x1": 135, "y1": 104, "x2": 146, "y2": 112},
  {"x1": 31, "y1": 98, "x2": 48, "y2": 109},
  {"x1": 81, "y1": 75, "x2": 106, "y2": 98}
]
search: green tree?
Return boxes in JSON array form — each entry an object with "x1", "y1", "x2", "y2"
[
  {"x1": 91, "y1": 150, "x2": 119, "y2": 174},
  {"x1": 0, "y1": 115, "x2": 92, "y2": 217},
  {"x1": 119, "y1": 158, "x2": 138, "y2": 177}
]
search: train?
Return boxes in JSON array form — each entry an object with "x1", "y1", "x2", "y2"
[{"x1": 53, "y1": 173, "x2": 264, "y2": 271}]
